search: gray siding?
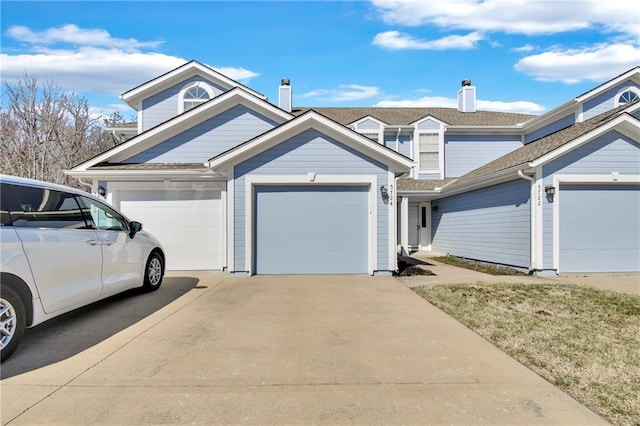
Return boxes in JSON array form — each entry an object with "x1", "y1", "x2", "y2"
[
  {"x1": 418, "y1": 172, "x2": 441, "y2": 180},
  {"x1": 141, "y1": 76, "x2": 227, "y2": 131},
  {"x1": 356, "y1": 118, "x2": 381, "y2": 131},
  {"x1": 541, "y1": 131, "x2": 640, "y2": 269},
  {"x1": 431, "y1": 179, "x2": 531, "y2": 268},
  {"x1": 525, "y1": 114, "x2": 574, "y2": 143},
  {"x1": 233, "y1": 128, "x2": 389, "y2": 272},
  {"x1": 417, "y1": 119, "x2": 440, "y2": 131},
  {"x1": 125, "y1": 105, "x2": 278, "y2": 163},
  {"x1": 444, "y1": 134, "x2": 522, "y2": 178},
  {"x1": 582, "y1": 81, "x2": 640, "y2": 120}
]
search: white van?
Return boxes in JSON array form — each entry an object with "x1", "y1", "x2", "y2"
[{"x1": 0, "y1": 175, "x2": 165, "y2": 361}]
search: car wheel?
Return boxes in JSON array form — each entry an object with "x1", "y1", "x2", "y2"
[
  {"x1": 1, "y1": 287, "x2": 26, "y2": 362},
  {"x1": 142, "y1": 252, "x2": 164, "y2": 292}
]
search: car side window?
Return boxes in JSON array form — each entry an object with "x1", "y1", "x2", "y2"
[
  {"x1": 1, "y1": 184, "x2": 13, "y2": 226},
  {"x1": 77, "y1": 196, "x2": 128, "y2": 231},
  {"x1": 8, "y1": 184, "x2": 89, "y2": 229}
]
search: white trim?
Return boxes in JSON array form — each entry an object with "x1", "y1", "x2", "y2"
[
  {"x1": 613, "y1": 86, "x2": 640, "y2": 108},
  {"x1": 106, "y1": 180, "x2": 225, "y2": 270},
  {"x1": 68, "y1": 88, "x2": 293, "y2": 173},
  {"x1": 575, "y1": 67, "x2": 640, "y2": 103},
  {"x1": 352, "y1": 116, "x2": 384, "y2": 143},
  {"x1": 227, "y1": 173, "x2": 235, "y2": 272},
  {"x1": 414, "y1": 129, "x2": 444, "y2": 179},
  {"x1": 121, "y1": 61, "x2": 265, "y2": 108},
  {"x1": 388, "y1": 170, "x2": 396, "y2": 271},
  {"x1": 534, "y1": 167, "x2": 544, "y2": 270},
  {"x1": 208, "y1": 111, "x2": 413, "y2": 173},
  {"x1": 551, "y1": 173, "x2": 640, "y2": 272},
  {"x1": 419, "y1": 201, "x2": 432, "y2": 251},
  {"x1": 400, "y1": 196, "x2": 409, "y2": 255},
  {"x1": 530, "y1": 113, "x2": 640, "y2": 168},
  {"x1": 576, "y1": 103, "x2": 584, "y2": 123},
  {"x1": 244, "y1": 174, "x2": 378, "y2": 275},
  {"x1": 178, "y1": 81, "x2": 215, "y2": 114},
  {"x1": 221, "y1": 180, "x2": 228, "y2": 271}
]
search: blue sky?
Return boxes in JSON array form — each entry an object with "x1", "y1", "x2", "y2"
[{"x1": 2, "y1": 0, "x2": 639, "y2": 119}]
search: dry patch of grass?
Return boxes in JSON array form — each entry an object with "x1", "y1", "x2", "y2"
[
  {"x1": 415, "y1": 283, "x2": 640, "y2": 425},
  {"x1": 433, "y1": 255, "x2": 528, "y2": 275}
]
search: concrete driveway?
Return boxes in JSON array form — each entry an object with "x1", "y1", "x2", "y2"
[{"x1": 1, "y1": 273, "x2": 604, "y2": 425}]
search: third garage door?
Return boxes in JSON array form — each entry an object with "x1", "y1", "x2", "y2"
[{"x1": 254, "y1": 185, "x2": 369, "y2": 274}]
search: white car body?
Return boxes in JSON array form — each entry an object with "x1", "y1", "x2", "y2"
[{"x1": 0, "y1": 174, "x2": 165, "y2": 360}]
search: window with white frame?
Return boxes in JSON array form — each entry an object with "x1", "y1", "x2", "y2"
[
  {"x1": 180, "y1": 82, "x2": 213, "y2": 113},
  {"x1": 615, "y1": 87, "x2": 639, "y2": 107},
  {"x1": 418, "y1": 133, "x2": 439, "y2": 171}
]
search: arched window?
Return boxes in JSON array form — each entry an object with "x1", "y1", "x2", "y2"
[
  {"x1": 179, "y1": 82, "x2": 214, "y2": 113},
  {"x1": 614, "y1": 87, "x2": 640, "y2": 107}
]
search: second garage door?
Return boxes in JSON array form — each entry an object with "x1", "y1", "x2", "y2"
[
  {"x1": 118, "y1": 189, "x2": 223, "y2": 271},
  {"x1": 559, "y1": 184, "x2": 640, "y2": 272},
  {"x1": 254, "y1": 185, "x2": 369, "y2": 274}
]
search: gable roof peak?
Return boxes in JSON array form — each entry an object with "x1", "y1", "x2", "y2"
[{"x1": 120, "y1": 59, "x2": 265, "y2": 109}]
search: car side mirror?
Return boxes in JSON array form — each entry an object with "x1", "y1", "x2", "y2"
[{"x1": 129, "y1": 221, "x2": 143, "y2": 238}]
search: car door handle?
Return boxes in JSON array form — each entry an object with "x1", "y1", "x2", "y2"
[{"x1": 86, "y1": 240, "x2": 101, "y2": 246}]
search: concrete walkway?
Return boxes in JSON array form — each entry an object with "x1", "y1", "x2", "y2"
[
  {"x1": 1, "y1": 273, "x2": 605, "y2": 425},
  {"x1": 401, "y1": 251, "x2": 640, "y2": 295}
]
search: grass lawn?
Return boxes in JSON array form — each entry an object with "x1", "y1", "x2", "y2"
[
  {"x1": 414, "y1": 283, "x2": 640, "y2": 426},
  {"x1": 433, "y1": 255, "x2": 528, "y2": 275}
]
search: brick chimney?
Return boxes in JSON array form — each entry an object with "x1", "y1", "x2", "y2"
[{"x1": 457, "y1": 79, "x2": 476, "y2": 113}]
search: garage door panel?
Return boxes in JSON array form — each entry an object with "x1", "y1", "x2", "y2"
[
  {"x1": 118, "y1": 188, "x2": 222, "y2": 271},
  {"x1": 255, "y1": 186, "x2": 369, "y2": 275},
  {"x1": 560, "y1": 185, "x2": 639, "y2": 272}
]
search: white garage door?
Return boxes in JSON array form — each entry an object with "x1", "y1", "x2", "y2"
[
  {"x1": 254, "y1": 185, "x2": 369, "y2": 275},
  {"x1": 559, "y1": 184, "x2": 640, "y2": 272},
  {"x1": 118, "y1": 189, "x2": 223, "y2": 270}
]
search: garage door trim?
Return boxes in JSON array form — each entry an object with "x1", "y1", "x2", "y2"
[
  {"x1": 245, "y1": 174, "x2": 377, "y2": 275},
  {"x1": 109, "y1": 180, "x2": 226, "y2": 270},
  {"x1": 552, "y1": 173, "x2": 640, "y2": 272}
]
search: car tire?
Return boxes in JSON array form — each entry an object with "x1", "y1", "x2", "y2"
[
  {"x1": 1, "y1": 286, "x2": 26, "y2": 362},
  {"x1": 142, "y1": 252, "x2": 164, "y2": 292}
]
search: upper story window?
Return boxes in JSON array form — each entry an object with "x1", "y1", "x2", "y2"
[
  {"x1": 361, "y1": 132, "x2": 380, "y2": 142},
  {"x1": 614, "y1": 87, "x2": 640, "y2": 107},
  {"x1": 418, "y1": 133, "x2": 439, "y2": 171},
  {"x1": 179, "y1": 82, "x2": 214, "y2": 113}
]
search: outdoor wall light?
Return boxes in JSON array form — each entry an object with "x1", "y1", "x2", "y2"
[
  {"x1": 545, "y1": 185, "x2": 556, "y2": 196},
  {"x1": 380, "y1": 185, "x2": 388, "y2": 198},
  {"x1": 98, "y1": 186, "x2": 106, "y2": 197}
]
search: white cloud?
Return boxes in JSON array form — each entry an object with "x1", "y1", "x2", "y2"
[
  {"x1": 0, "y1": 25, "x2": 259, "y2": 97},
  {"x1": 375, "y1": 96, "x2": 546, "y2": 114},
  {"x1": 372, "y1": 30, "x2": 483, "y2": 50},
  {"x1": 7, "y1": 24, "x2": 163, "y2": 50},
  {"x1": 371, "y1": 0, "x2": 639, "y2": 37},
  {"x1": 512, "y1": 44, "x2": 535, "y2": 53},
  {"x1": 299, "y1": 84, "x2": 380, "y2": 102},
  {"x1": 515, "y1": 44, "x2": 640, "y2": 83}
]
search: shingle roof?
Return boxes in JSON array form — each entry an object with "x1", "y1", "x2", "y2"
[
  {"x1": 397, "y1": 178, "x2": 457, "y2": 191},
  {"x1": 292, "y1": 107, "x2": 535, "y2": 126},
  {"x1": 451, "y1": 103, "x2": 635, "y2": 187}
]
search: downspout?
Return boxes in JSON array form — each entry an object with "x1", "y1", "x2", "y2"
[
  {"x1": 518, "y1": 170, "x2": 536, "y2": 273},
  {"x1": 395, "y1": 127, "x2": 400, "y2": 152}
]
